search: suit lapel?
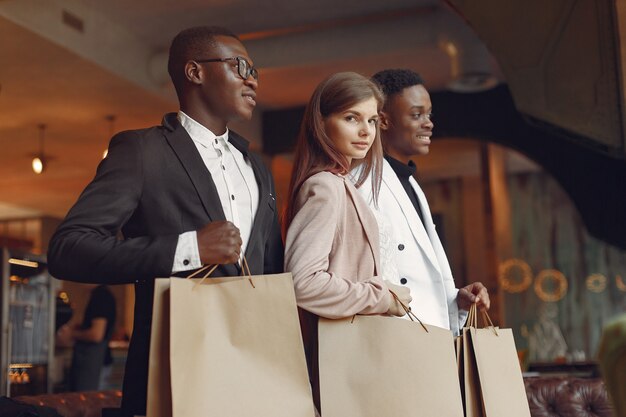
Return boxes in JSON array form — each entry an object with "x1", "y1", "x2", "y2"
[
  {"x1": 244, "y1": 152, "x2": 269, "y2": 258},
  {"x1": 162, "y1": 114, "x2": 226, "y2": 222},
  {"x1": 381, "y1": 160, "x2": 440, "y2": 272},
  {"x1": 344, "y1": 178, "x2": 380, "y2": 275},
  {"x1": 410, "y1": 178, "x2": 435, "y2": 237},
  {"x1": 411, "y1": 177, "x2": 453, "y2": 278}
]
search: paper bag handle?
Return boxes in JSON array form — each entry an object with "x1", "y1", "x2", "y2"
[
  {"x1": 467, "y1": 303, "x2": 498, "y2": 336},
  {"x1": 185, "y1": 255, "x2": 255, "y2": 288},
  {"x1": 239, "y1": 255, "x2": 255, "y2": 288},
  {"x1": 389, "y1": 290, "x2": 429, "y2": 333},
  {"x1": 186, "y1": 264, "x2": 218, "y2": 280},
  {"x1": 466, "y1": 301, "x2": 477, "y2": 328}
]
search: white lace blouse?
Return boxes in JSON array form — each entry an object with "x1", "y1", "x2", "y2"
[{"x1": 371, "y1": 207, "x2": 400, "y2": 283}]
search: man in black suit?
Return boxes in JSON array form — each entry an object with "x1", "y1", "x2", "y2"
[{"x1": 48, "y1": 26, "x2": 283, "y2": 416}]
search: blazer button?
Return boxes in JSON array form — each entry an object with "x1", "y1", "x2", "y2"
[
  {"x1": 398, "y1": 244, "x2": 405, "y2": 251},
  {"x1": 400, "y1": 278, "x2": 407, "y2": 285},
  {"x1": 183, "y1": 259, "x2": 190, "y2": 266}
]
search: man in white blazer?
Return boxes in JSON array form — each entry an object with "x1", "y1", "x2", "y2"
[{"x1": 362, "y1": 69, "x2": 490, "y2": 336}]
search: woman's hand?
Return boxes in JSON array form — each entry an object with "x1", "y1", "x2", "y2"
[{"x1": 384, "y1": 281, "x2": 412, "y2": 316}]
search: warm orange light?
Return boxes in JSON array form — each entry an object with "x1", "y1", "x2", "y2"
[
  {"x1": 32, "y1": 157, "x2": 44, "y2": 174},
  {"x1": 9, "y1": 363, "x2": 34, "y2": 369},
  {"x1": 59, "y1": 291, "x2": 70, "y2": 303},
  {"x1": 8, "y1": 258, "x2": 39, "y2": 268},
  {"x1": 32, "y1": 124, "x2": 47, "y2": 173}
]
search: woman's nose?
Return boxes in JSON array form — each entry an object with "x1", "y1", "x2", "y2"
[{"x1": 360, "y1": 123, "x2": 372, "y2": 136}]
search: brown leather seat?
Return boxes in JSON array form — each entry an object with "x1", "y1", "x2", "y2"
[
  {"x1": 524, "y1": 377, "x2": 614, "y2": 417},
  {"x1": 15, "y1": 390, "x2": 122, "y2": 417}
]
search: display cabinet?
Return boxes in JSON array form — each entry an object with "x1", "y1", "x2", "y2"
[{"x1": 0, "y1": 247, "x2": 56, "y2": 396}]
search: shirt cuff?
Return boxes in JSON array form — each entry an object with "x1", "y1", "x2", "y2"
[
  {"x1": 171, "y1": 231, "x2": 202, "y2": 273},
  {"x1": 458, "y1": 308, "x2": 469, "y2": 329}
]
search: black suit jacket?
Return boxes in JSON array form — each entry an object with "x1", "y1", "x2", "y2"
[{"x1": 48, "y1": 113, "x2": 284, "y2": 415}]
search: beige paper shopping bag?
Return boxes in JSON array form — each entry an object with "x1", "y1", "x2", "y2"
[
  {"x1": 168, "y1": 272, "x2": 316, "y2": 417},
  {"x1": 463, "y1": 304, "x2": 531, "y2": 417},
  {"x1": 146, "y1": 278, "x2": 173, "y2": 417},
  {"x1": 460, "y1": 327, "x2": 484, "y2": 417},
  {"x1": 318, "y1": 314, "x2": 464, "y2": 417},
  {"x1": 458, "y1": 304, "x2": 484, "y2": 417}
]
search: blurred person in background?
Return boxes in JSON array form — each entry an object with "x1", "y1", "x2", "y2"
[{"x1": 57, "y1": 284, "x2": 116, "y2": 391}]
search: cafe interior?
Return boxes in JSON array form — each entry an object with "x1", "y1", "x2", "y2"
[{"x1": 0, "y1": 0, "x2": 625, "y2": 415}]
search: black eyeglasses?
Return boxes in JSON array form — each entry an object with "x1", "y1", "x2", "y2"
[{"x1": 194, "y1": 56, "x2": 258, "y2": 81}]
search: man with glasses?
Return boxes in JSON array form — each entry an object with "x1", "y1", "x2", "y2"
[
  {"x1": 48, "y1": 26, "x2": 282, "y2": 416},
  {"x1": 356, "y1": 69, "x2": 490, "y2": 335}
]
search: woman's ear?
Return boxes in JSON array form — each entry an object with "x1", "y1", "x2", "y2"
[{"x1": 184, "y1": 61, "x2": 203, "y2": 85}]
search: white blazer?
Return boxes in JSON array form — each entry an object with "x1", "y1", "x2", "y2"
[{"x1": 355, "y1": 159, "x2": 467, "y2": 335}]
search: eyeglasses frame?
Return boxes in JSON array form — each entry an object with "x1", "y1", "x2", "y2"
[{"x1": 193, "y1": 56, "x2": 258, "y2": 81}]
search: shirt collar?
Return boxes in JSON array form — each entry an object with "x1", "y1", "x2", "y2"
[
  {"x1": 385, "y1": 154, "x2": 417, "y2": 179},
  {"x1": 177, "y1": 111, "x2": 229, "y2": 149}
]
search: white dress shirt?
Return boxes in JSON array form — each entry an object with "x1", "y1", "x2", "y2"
[{"x1": 171, "y1": 111, "x2": 259, "y2": 273}]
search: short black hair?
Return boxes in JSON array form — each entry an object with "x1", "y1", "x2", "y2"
[
  {"x1": 371, "y1": 69, "x2": 424, "y2": 100},
  {"x1": 168, "y1": 26, "x2": 240, "y2": 98}
]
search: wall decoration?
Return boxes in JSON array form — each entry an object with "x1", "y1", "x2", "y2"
[
  {"x1": 585, "y1": 273, "x2": 607, "y2": 293},
  {"x1": 534, "y1": 269, "x2": 568, "y2": 302},
  {"x1": 499, "y1": 258, "x2": 532, "y2": 293}
]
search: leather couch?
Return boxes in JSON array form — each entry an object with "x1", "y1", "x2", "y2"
[
  {"x1": 14, "y1": 390, "x2": 122, "y2": 417},
  {"x1": 525, "y1": 377, "x2": 614, "y2": 416},
  {"x1": 12, "y1": 378, "x2": 615, "y2": 417}
]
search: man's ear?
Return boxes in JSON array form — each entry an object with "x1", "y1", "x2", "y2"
[
  {"x1": 379, "y1": 110, "x2": 390, "y2": 131},
  {"x1": 184, "y1": 61, "x2": 203, "y2": 85}
]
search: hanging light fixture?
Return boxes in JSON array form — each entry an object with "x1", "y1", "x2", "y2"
[
  {"x1": 439, "y1": 38, "x2": 499, "y2": 93},
  {"x1": 32, "y1": 124, "x2": 47, "y2": 174},
  {"x1": 103, "y1": 114, "x2": 116, "y2": 159}
]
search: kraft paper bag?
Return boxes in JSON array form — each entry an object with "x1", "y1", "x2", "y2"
[
  {"x1": 459, "y1": 327, "x2": 484, "y2": 417},
  {"x1": 167, "y1": 272, "x2": 316, "y2": 417},
  {"x1": 318, "y1": 314, "x2": 464, "y2": 417},
  {"x1": 146, "y1": 278, "x2": 173, "y2": 417},
  {"x1": 462, "y1": 304, "x2": 531, "y2": 417}
]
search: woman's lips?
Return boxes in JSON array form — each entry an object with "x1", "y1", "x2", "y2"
[{"x1": 352, "y1": 142, "x2": 370, "y2": 150}]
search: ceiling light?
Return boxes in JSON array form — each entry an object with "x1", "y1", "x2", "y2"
[
  {"x1": 439, "y1": 39, "x2": 499, "y2": 93},
  {"x1": 32, "y1": 157, "x2": 43, "y2": 174},
  {"x1": 32, "y1": 124, "x2": 47, "y2": 174}
]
